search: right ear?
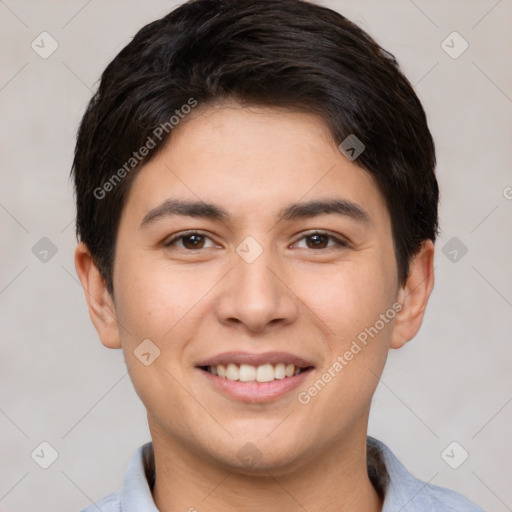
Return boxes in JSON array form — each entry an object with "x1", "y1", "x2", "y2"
[{"x1": 74, "y1": 242, "x2": 122, "y2": 349}]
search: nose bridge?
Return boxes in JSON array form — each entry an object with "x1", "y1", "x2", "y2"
[
  {"x1": 236, "y1": 241, "x2": 277, "y2": 295},
  {"x1": 215, "y1": 235, "x2": 298, "y2": 331}
]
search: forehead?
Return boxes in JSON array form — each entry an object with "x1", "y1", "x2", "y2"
[{"x1": 121, "y1": 103, "x2": 389, "y2": 228}]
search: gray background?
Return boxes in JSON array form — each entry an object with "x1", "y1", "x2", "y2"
[{"x1": 1, "y1": 0, "x2": 511, "y2": 510}]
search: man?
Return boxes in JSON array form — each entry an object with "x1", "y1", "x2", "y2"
[{"x1": 72, "y1": 0, "x2": 483, "y2": 510}]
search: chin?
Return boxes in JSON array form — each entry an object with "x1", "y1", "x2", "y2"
[{"x1": 207, "y1": 435, "x2": 309, "y2": 475}]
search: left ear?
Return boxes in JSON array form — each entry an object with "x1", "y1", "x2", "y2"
[{"x1": 390, "y1": 240, "x2": 435, "y2": 349}]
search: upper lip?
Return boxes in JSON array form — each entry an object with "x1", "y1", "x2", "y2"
[{"x1": 196, "y1": 351, "x2": 315, "y2": 369}]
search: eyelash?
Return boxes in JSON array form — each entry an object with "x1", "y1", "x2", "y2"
[{"x1": 163, "y1": 230, "x2": 349, "y2": 250}]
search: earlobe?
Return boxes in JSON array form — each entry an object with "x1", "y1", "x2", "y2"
[
  {"x1": 74, "y1": 242, "x2": 122, "y2": 349},
  {"x1": 390, "y1": 240, "x2": 435, "y2": 349}
]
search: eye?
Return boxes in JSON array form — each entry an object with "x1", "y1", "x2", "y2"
[
  {"x1": 164, "y1": 231, "x2": 218, "y2": 250},
  {"x1": 292, "y1": 230, "x2": 349, "y2": 250},
  {"x1": 163, "y1": 230, "x2": 349, "y2": 251}
]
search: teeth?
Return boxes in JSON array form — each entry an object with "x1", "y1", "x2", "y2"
[
  {"x1": 239, "y1": 364, "x2": 256, "y2": 382},
  {"x1": 206, "y1": 362, "x2": 307, "y2": 382},
  {"x1": 226, "y1": 363, "x2": 239, "y2": 381},
  {"x1": 274, "y1": 363, "x2": 286, "y2": 379},
  {"x1": 256, "y1": 363, "x2": 275, "y2": 382}
]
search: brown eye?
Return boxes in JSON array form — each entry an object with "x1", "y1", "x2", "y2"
[
  {"x1": 164, "y1": 231, "x2": 216, "y2": 250},
  {"x1": 306, "y1": 233, "x2": 329, "y2": 249},
  {"x1": 293, "y1": 231, "x2": 349, "y2": 250},
  {"x1": 181, "y1": 234, "x2": 205, "y2": 249}
]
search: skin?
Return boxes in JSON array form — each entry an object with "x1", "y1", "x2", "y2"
[{"x1": 75, "y1": 102, "x2": 434, "y2": 512}]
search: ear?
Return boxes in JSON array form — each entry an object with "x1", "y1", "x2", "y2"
[
  {"x1": 390, "y1": 240, "x2": 435, "y2": 349},
  {"x1": 74, "y1": 242, "x2": 122, "y2": 349}
]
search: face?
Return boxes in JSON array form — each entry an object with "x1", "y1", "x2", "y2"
[{"x1": 86, "y1": 103, "x2": 415, "y2": 473}]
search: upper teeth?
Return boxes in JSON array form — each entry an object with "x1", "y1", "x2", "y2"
[{"x1": 208, "y1": 363, "x2": 301, "y2": 382}]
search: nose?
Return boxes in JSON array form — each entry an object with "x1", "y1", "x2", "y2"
[{"x1": 215, "y1": 242, "x2": 299, "y2": 334}]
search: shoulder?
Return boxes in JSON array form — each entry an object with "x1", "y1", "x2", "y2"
[
  {"x1": 368, "y1": 437, "x2": 485, "y2": 512},
  {"x1": 420, "y1": 482, "x2": 485, "y2": 511},
  {"x1": 77, "y1": 442, "x2": 154, "y2": 512},
  {"x1": 79, "y1": 490, "x2": 121, "y2": 512}
]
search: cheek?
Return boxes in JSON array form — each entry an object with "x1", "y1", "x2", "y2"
[
  {"x1": 114, "y1": 255, "x2": 206, "y2": 340},
  {"x1": 292, "y1": 257, "x2": 396, "y2": 425},
  {"x1": 112, "y1": 259, "x2": 205, "y2": 426},
  {"x1": 296, "y1": 259, "x2": 396, "y2": 343}
]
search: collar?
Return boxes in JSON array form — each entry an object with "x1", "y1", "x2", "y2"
[{"x1": 118, "y1": 437, "x2": 479, "y2": 512}]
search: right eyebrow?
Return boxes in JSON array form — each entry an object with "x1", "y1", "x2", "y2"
[
  {"x1": 139, "y1": 197, "x2": 371, "y2": 230},
  {"x1": 139, "y1": 199, "x2": 230, "y2": 229}
]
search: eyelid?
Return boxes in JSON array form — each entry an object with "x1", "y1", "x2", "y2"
[
  {"x1": 291, "y1": 230, "x2": 350, "y2": 249},
  {"x1": 163, "y1": 229, "x2": 218, "y2": 247},
  {"x1": 163, "y1": 229, "x2": 350, "y2": 250}
]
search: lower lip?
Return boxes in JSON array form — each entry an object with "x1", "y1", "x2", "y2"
[{"x1": 197, "y1": 368, "x2": 313, "y2": 403}]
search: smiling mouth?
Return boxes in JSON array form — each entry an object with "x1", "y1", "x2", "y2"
[{"x1": 198, "y1": 363, "x2": 313, "y2": 383}]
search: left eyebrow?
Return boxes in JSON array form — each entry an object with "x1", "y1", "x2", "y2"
[
  {"x1": 277, "y1": 198, "x2": 370, "y2": 224},
  {"x1": 139, "y1": 197, "x2": 370, "y2": 229}
]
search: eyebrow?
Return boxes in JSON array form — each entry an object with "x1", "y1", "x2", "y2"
[{"x1": 139, "y1": 197, "x2": 370, "y2": 229}]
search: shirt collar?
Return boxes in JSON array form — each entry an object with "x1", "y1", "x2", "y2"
[
  {"x1": 119, "y1": 437, "x2": 428, "y2": 511},
  {"x1": 368, "y1": 436, "x2": 435, "y2": 511},
  {"x1": 121, "y1": 442, "x2": 159, "y2": 512}
]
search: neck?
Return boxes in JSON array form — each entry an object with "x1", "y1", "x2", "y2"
[{"x1": 149, "y1": 419, "x2": 383, "y2": 512}]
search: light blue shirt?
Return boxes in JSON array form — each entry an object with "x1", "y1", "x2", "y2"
[{"x1": 79, "y1": 437, "x2": 484, "y2": 511}]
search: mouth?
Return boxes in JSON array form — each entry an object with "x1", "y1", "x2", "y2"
[
  {"x1": 195, "y1": 351, "x2": 315, "y2": 402},
  {"x1": 198, "y1": 362, "x2": 312, "y2": 382}
]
